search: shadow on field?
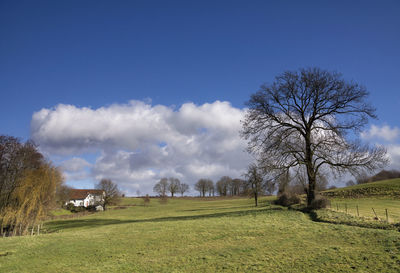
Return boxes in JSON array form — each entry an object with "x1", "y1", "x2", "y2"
[
  {"x1": 45, "y1": 207, "x2": 284, "y2": 233},
  {"x1": 180, "y1": 205, "x2": 256, "y2": 212}
]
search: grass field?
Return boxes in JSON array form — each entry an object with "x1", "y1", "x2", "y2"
[
  {"x1": 329, "y1": 197, "x2": 400, "y2": 223},
  {"x1": 1, "y1": 197, "x2": 400, "y2": 272},
  {"x1": 323, "y1": 178, "x2": 400, "y2": 223},
  {"x1": 323, "y1": 178, "x2": 400, "y2": 198}
]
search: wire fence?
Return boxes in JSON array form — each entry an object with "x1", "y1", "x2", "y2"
[{"x1": 328, "y1": 202, "x2": 392, "y2": 223}]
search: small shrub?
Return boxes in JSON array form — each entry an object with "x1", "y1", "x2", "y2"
[
  {"x1": 65, "y1": 203, "x2": 75, "y2": 212},
  {"x1": 86, "y1": 205, "x2": 97, "y2": 212},
  {"x1": 309, "y1": 196, "x2": 330, "y2": 210},
  {"x1": 72, "y1": 206, "x2": 86, "y2": 213},
  {"x1": 274, "y1": 192, "x2": 301, "y2": 207},
  {"x1": 65, "y1": 203, "x2": 86, "y2": 213}
]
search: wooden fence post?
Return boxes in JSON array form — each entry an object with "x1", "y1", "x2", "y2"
[
  {"x1": 356, "y1": 205, "x2": 359, "y2": 217},
  {"x1": 385, "y1": 209, "x2": 389, "y2": 223},
  {"x1": 345, "y1": 203, "x2": 347, "y2": 214},
  {"x1": 372, "y1": 208, "x2": 378, "y2": 220}
]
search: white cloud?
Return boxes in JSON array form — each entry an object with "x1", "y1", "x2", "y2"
[
  {"x1": 59, "y1": 157, "x2": 92, "y2": 181},
  {"x1": 387, "y1": 144, "x2": 400, "y2": 170},
  {"x1": 31, "y1": 100, "x2": 252, "y2": 195},
  {"x1": 361, "y1": 125, "x2": 400, "y2": 142},
  {"x1": 61, "y1": 157, "x2": 92, "y2": 172}
]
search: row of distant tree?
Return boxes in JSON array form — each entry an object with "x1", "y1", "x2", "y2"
[
  {"x1": 153, "y1": 176, "x2": 252, "y2": 198},
  {"x1": 194, "y1": 177, "x2": 249, "y2": 197},
  {"x1": 153, "y1": 177, "x2": 189, "y2": 197},
  {"x1": 152, "y1": 170, "x2": 330, "y2": 200}
]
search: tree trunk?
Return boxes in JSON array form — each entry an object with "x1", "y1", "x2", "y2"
[
  {"x1": 305, "y1": 131, "x2": 316, "y2": 206},
  {"x1": 254, "y1": 192, "x2": 258, "y2": 207},
  {"x1": 307, "y1": 173, "x2": 316, "y2": 206}
]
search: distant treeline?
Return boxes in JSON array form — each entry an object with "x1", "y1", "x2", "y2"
[
  {"x1": 346, "y1": 170, "x2": 400, "y2": 186},
  {"x1": 194, "y1": 176, "x2": 249, "y2": 197}
]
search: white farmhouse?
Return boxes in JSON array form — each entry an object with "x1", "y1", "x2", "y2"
[{"x1": 67, "y1": 189, "x2": 105, "y2": 207}]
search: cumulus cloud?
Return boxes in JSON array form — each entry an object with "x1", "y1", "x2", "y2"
[
  {"x1": 387, "y1": 145, "x2": 400, "y2": 170},
  {"x1": 361, "y1": 125, "x2": 400, "y2": 142},
  {"x1": 31, "y1": 100, "x2": 251, "y2": 195},
  {"x1": 59, "y1": 157, "x2": 92, "y2": 181}
]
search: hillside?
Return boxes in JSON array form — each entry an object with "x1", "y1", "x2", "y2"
[
  {"x1": 322, "y1": 178, "x2": 400, "y2": 198},
  {"x1": 1, "y1": 197, "x2": 400, "y2": 272}
]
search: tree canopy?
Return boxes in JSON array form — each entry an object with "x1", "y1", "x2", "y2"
[
  {"x1": 242, "y1": 68, "x2": 388, "y2": 205},
  {"x1": 95, "y1": 178, "x2": 121, "y2": 210},
  {"x1": 0, "y1": 135, "x2": 64, "y2": 236}
]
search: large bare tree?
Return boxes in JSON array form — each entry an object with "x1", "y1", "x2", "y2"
[{"x1": 242, "y1": 68, "x2": 388, "y2": 206}]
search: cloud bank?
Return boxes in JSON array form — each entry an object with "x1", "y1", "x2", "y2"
[
  {"x1": 31, "y1": 100, "x2": 252, "y2": 195},
  {"x1": 361, "y1": 124, "x2": 400, "y2": 170},
  {"x1": 31, "y1": 101, "x2": 400, "y2": 195},
  {"x1": 361, "y1": 125, "x2": 399, "y2": 142}
]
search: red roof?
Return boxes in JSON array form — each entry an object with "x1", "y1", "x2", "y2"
[{"x1": 69, "y1": 189, "x2": 104, "y2": 200}]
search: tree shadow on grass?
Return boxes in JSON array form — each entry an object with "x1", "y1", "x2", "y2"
[
  {"x1": 180, "y1": 205, "x2": 256, "y2": 212},
  {"x1": 44, "y1": 207, "x2": 284, "y2": 233}
]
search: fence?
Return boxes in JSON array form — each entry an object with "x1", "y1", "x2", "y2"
[{"x1": 329, "y1": 202, "x2": 392, "y2": 223}]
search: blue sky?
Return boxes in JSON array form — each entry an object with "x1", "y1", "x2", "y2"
[{"x1": 1, "y1": 1, "x2": 399, "y2": 194}]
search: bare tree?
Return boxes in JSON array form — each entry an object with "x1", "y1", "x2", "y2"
[
  {"x1": 277, "y1": 170, "x2": 290, "y2": 195},
  {"x1": 195, "y1": 179, "x2": 211, "y2": 197},
  {"x1": 0, "y1": 135, "x2": 64, "y2": 236},
  {"x1": 95, "y1": 179, "x2": 121, "y2": 210},
  {"x1": 245, "y1": 163, "x2": 265, "y2": 207},
  {"x1": 153, "y1": 177, "x2": 168, "y2": 197},
  {"x1": 56, "y1": 184, "x2": 72, "y2": 206},
  {"x1": 355, "y1": 171, "x2": 371, "y2": 184},
  {"x1": 230, "y1": 179, "x2": 243, "y2": 196},
  {"x1": 179, "y1": 183, "x2": 189, "y2": 196},
  {"x1": 216, "y1": 176, "x2": 231, "y2": 196},
  {"x1": 290, "y1": 166, "x2": 329, "y2": 194},
  {"x1": 205, "y1": 180, "x2": 214, "y2": 196},
  {"x1": 242, "y1": 68, "x2": 388, "y2": 206},
  {"x1": 168, "y1": 177, "x2": 180, "y2": 197}
]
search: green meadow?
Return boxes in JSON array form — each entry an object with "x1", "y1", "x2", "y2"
[
  {"x1": 324, "y1": 178, "x2": 400, "y2": 222},
  {"x1": 1, "y1": 196, "x2": 400, "y2": 272}
]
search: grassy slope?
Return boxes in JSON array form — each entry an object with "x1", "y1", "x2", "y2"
[
  {"x1": 323, "y1": 178, "x2": 400, "y2": 198},
  {"x1": 1, "y1": 197, "x2": 400, "y2": 272},
  {"x1": 322, "y1": 178, "x2": 400, "y2": 222}
]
